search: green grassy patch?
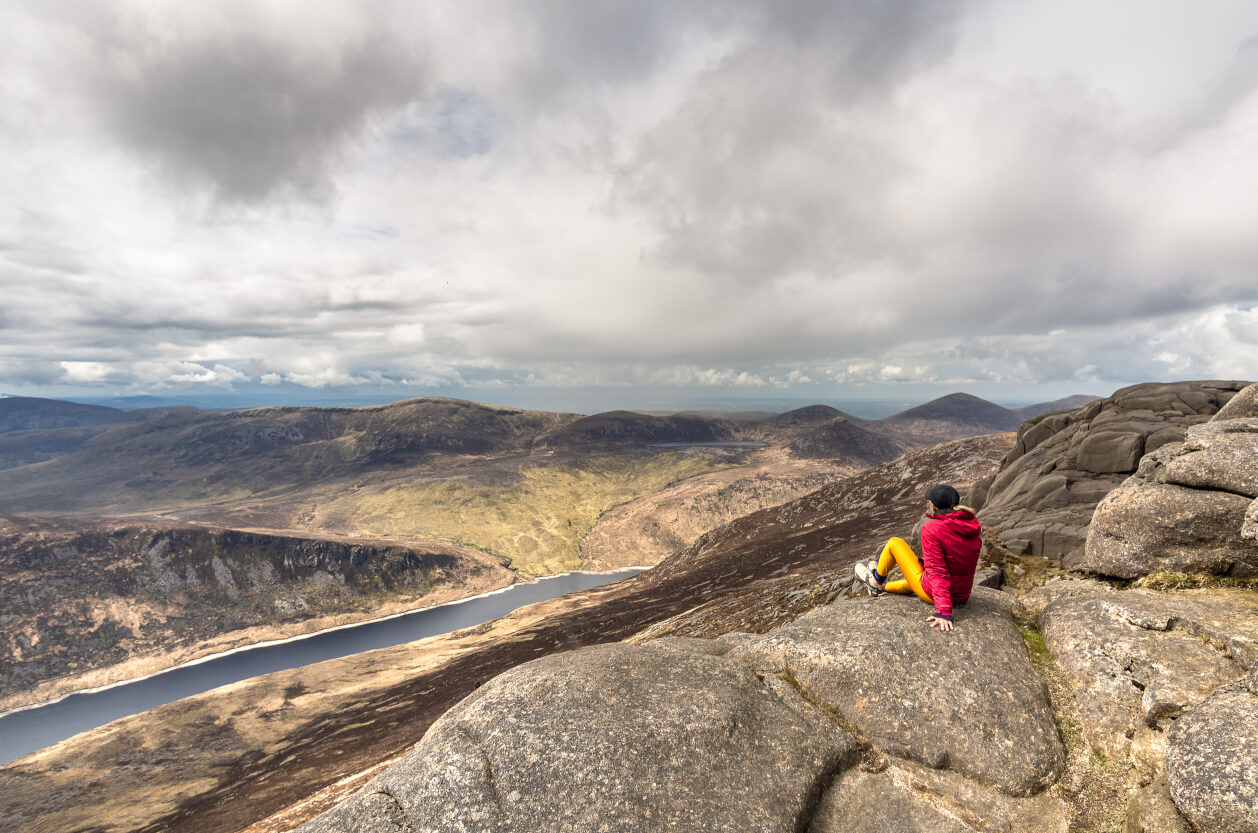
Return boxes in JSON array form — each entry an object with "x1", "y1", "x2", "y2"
[
  {"x1": 1019, "y1": 623, "x2": 1128, "y2": 832},
  {"x1": 325, "y1": 451, "x2": 739, "y2": 576}
]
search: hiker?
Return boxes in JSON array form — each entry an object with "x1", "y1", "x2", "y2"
[{"x1": 854, "y1": 483, "x2": 982, "y2": 631}]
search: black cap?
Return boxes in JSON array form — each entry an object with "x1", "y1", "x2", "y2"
[{"x1": 926, "y1": 483, "x2": 960, "y2": 511}]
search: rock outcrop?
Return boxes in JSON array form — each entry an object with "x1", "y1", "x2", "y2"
[
  {"x1": 973, "y1": 381, "x2": 1249, "y2": 566},
  {"x1": 1084, "y1": 382, "x2": 1258, "y2": 578},
  {"x1": 810, "y1": 762, "x2": 1067, "y2": 833},
  {"x1": 298, "y1": 587, "x2": 1068, "y2": 832},
  {"x1": 1039, "y1": 589, "x2": 1258, "y2": 756},
  {"x1": 298, "y1": 641, "x2": 859, "y2": 833},
  {"x1": 726, "y1": 588, "x2": 1064, "y2": 796}
]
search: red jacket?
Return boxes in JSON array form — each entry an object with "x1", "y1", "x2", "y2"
[{"x1": 920, "y1": 509, "x2": 982, "y2": 620}]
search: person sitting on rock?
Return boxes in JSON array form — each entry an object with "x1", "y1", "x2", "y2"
[{"x1": 854, "y1": 483, "x2": 982, "y2": 632}]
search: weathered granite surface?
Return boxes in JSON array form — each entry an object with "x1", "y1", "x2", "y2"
[
  {"x1": 1020, "y1": 575, "x2": 1115, "y2": 620},
  {"x1": 973, "y1": 381, "x2": 1249, "y2": 566},
  {"x1": 1166, "y1": 663, "x2": 1258, "y2": 833},
  {"x1": 1126, "y1": 774, "x2": 1192, "y2": 833},
  {"x1": 1040, "y1": 589, "x2": 1258, "y2": 756},
  {"x1": 297, "y1": 641, "x2": 857, "y2": 833},
  {"x1": 809, "y1": 761, "x2": 1068, "y2": 833},
  {"x1": 726, "y1": 588, "x2": 1063, "y2": 796},
  {"x1": 1084, "y1": 383, "x2": 1258, "y2": 578}
]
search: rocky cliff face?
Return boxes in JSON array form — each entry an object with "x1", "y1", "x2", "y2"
[
  {"x1": 972, "y1": 380, "x2": 1249, "y2": 566},
  {"x1": 0, "y1": 516, "x2": 512, "y2": 710}
]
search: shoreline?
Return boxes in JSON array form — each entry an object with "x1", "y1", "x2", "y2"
[{"x1": 0, "y1": 566, "x2": 650, "y2": 720}]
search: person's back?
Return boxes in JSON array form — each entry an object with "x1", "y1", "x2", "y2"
[{"x1": 920, "y1": 505, "x2": 982, "y2": 619}]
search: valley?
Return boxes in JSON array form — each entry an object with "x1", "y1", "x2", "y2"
[{"x1": 0, "y1": 393, "x2": 1080, "y2": 736}]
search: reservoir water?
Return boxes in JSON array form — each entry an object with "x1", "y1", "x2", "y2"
[{"x1": 0, "y1": 569, "x2": 641, "y2": 765}]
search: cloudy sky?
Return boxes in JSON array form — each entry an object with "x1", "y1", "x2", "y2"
[{"x1": 2, "y1": 1, "x2": 1256, "y2": 412}]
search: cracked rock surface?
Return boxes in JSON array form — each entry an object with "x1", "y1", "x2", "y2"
[
  {"x1": 1040, "y1": 590, "x2": 1258, "y2": 756},
  {"x1": 726, "y1": 587, "x2": 1064, "y2": 796},
  {"x1": 1166, "y1": 662, "x2": 1258, "y2": 833},
  {"x1": 296, "y1": 641, "x2": 857, "y2": 833}
]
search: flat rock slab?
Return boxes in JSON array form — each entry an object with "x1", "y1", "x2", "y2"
[
  {"x1": 1021, "y1": 576, "x2": 1115, "y2": 620},
  {"x1": 1167, "y1": 663, "x2": 1258, "y2": 833},
  {"x1": 1040, "y1": 590, "x2": 1258, "y2": 755},
  {"x1": 809, "y1": 761, "x2": 1068, "y2": 833},
  {"x1": 297, "y1": 642, "x2": 857, "y2": 833},
  {"x1": 727, "y1": 588, "x2": 1064, "y2": 796}
]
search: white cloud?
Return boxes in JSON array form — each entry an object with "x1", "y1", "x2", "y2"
[{"x1": 1, "y1": 1, "x2": 1256, "y2": 403}]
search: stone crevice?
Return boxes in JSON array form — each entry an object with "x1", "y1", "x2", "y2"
[
  {"x1": 1152, "y1": 478, "x2": 1256, "y2": 501},
  {"x1": 470, "y1": 734, "x2": 507, "y2": 820}
]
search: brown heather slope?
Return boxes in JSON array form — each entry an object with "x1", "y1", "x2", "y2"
[
  {"x1": 0, "y1": 395, "x2": 135, "y2": 431},
  {"x1": 0, "y1": 432, "x2": 1011, "y2": 833},
  {"x1": 580, "y1": 448, "x2": 863, "y2": 568}
]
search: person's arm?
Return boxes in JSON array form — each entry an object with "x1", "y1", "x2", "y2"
[{"x1": 921, "y1": 524, "x2": 954, "y2": 626}]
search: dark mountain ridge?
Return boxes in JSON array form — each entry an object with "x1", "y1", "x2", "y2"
[
  {"x1": 0, "y1": 391, "x2": 1088, "y2": 517},
  {"x1": 537, "y1": 410, "x2": 739, "y2": 447},
  {"x1": 0, "y1": 398, "x2": 579, "y2": 512},
  {"x1": 0, "y1": 396, "x2": 133, "y2": 432},
  {"x1": 879, "y1": 392, "x2": 1023, "y2": 441},
  {"x1": 786, "y1": 416, "x2": 908, "y2": 465}
]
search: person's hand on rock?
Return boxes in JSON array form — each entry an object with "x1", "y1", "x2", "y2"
[{"x1": 927, "y1": 616, "x2": 954, "y2": 632}]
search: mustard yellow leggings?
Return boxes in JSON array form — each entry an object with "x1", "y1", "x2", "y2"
[{"x1": 876, "y1": 536, "x2": 933, "y2": 604}]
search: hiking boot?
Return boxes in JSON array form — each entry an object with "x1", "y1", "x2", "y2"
[{"x1": 854, "y1": 562, "x2": 885, "y2": 596}]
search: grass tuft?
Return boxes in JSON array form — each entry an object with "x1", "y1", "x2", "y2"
[{"x1": 1132, "y1": 571, "x2": 1258, "y2": 591}]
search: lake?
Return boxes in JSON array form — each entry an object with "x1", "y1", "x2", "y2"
[{"x1": 0, "y1": 568, "x2": 642, "y2": 765}]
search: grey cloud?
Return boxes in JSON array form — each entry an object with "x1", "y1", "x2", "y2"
[
  {"x1": 84, "y1": 12, "x2": 426, "y2": 202},
  {"x1": 482, "y1": 0, "x2": 971, "y2": 113},
  {"x1": 736, "y1": 0, "x2": 970, "y2": 94},
  {"x1": 0, "y1": 359, "x2": 69, "y2": 387}
]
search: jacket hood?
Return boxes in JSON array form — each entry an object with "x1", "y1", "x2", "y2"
[{"x1": 928, "y1": 508, "x2": 982, "y2": 538}]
